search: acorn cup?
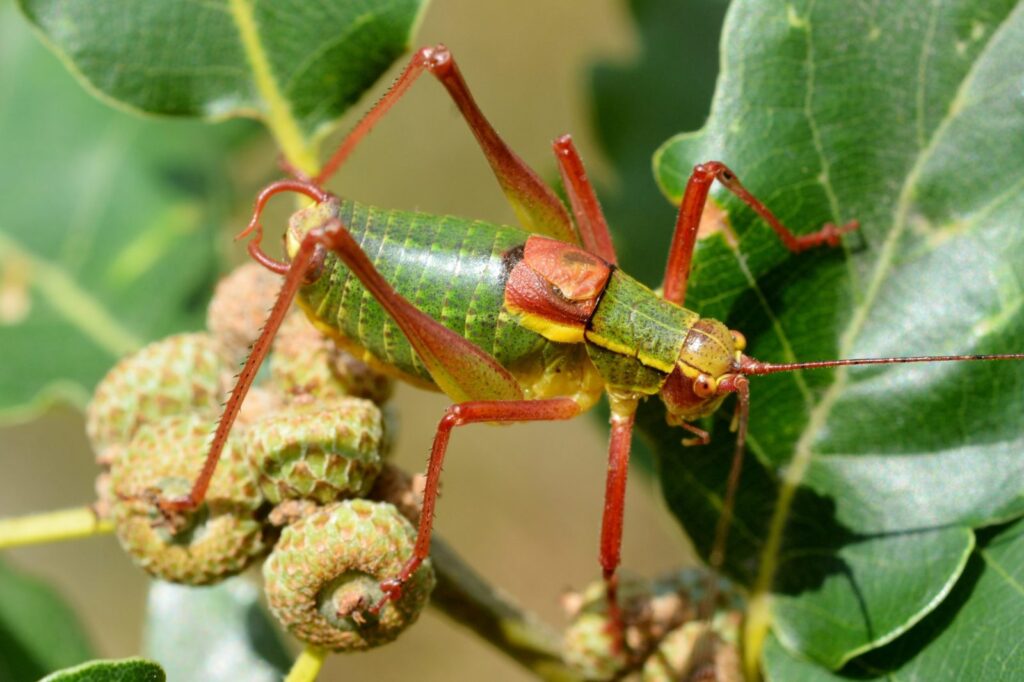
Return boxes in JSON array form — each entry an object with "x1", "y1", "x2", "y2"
[
  {"x1": 641, "y1": 616, "x2": 743, "y2": 682},
  {"x1": 85, "y1": 262, "x2": 430, "y2": 651},
  {"x1": 86, "y1": 332, "x2": 230, "y2": 467},
  {"x1": 205, "y1": 262, "x2": 283, "y2": 366},
  {"x1": 271, "y1": 309, "x2": 394, "y2": 406},
  {"x1": 85, "y1": 332, "x2": 231, "y2": 518},
  {"x1": 244, "y1": 397, "x2": 386, "y2": 505},
  {"x1": 263, "y1": 499, "x2": 435, "y2": 651},
  {"x1": 561, "y1": 578, "x2": 645, "y2": 680},
  {"x1": 109, "y1": 414, "x2": 268, "y2": 585}
]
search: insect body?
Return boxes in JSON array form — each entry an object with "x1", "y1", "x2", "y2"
[
  {"x1": 271, "y1": 184, "x2": 755, "y2": 623},
  {"x1": 158, "y1": 45, "x2": 1024, "y2": 634},
  {"x1": 287, "y1": 200, "x2": 605, "y2": 411},
  {"x1": 286, "y1": 197, "x2": 733, "y2": 418}
]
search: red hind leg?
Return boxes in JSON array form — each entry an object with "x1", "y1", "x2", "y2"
[{"x1": 314, "y1": 45, "x2": 576, "y2": 244}]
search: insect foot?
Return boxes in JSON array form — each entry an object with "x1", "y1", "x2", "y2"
[
  {"x1": 263, "y1": 499, "x2": 435, "y2": 651},
  {"x1": 561, "y1": 569, "x2": 744, "y2": 681},
  {"x1": 109, "y1": 414, "x2": 268, "y2": 584}
]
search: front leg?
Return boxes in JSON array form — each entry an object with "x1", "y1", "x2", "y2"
[{"x1": 661, "y1": 161, "x2": 858, "y2": 307}]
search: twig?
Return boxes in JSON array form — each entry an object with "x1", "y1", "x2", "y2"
[
  {"x1": 0, "y1": 506, "x2": 113, "y2": 549},
  {"x1": 284, "y1": 646, "x2": 327, "y2": 682},
  {"x1": 428, "y1": 536, "x2": 581, "y2": 682}
]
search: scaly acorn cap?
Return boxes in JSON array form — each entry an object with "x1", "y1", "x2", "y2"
[
  {"x1": 244, "y1": 397, "x2": 385, "y2": 504},
  {"x1": 562, "y1": 610, "x2": 628, "y2": 681},
  {"x1": 110, "y1": 414, "x2": 268, "y2": 585},
  {"x1": 263, "y1": 499, "x2": 435, "y2": 650},
  {"x1": 86, "y1": 332, "x2": 228, "y2": 467},
  {"x1": 206, "y1": 262, "x2": 283, "y2": 366},
  {"x1": 271, "y1": 310, "x2": 393, "y2": 405}
]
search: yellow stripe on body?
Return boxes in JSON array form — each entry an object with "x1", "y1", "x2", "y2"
[{"x1": 583, "y1": 330, "x2": 677, "y2": 374}]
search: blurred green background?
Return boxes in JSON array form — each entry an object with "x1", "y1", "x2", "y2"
[{"x1": 0, "y1": 0, "x2": 726, "y2": 679}]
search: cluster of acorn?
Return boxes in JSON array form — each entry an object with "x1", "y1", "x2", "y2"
[
  {"x1": 80, "y1": 262, "x2": 744, "y2": 678},
  {"x1": 83, "y1": 263, "x2": 434, "y2": 651},
  {"x1": 561, "y1": 570, "x2": 744, "y2": 682}
]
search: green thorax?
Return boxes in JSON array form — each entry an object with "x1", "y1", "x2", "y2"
[
  {"x1": 292, "y1": 199, "x2": 551, "y2": 386},
  {"x1": 584, "y1": 269, "x2": 699, "y2": 394}
]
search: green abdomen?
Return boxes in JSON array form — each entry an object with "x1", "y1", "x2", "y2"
[{"x1": 298, "y1": 200, "x2": 548, "y2": 385}]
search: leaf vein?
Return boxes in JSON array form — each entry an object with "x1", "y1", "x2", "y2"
[{"x1": 227, "y1": 0, "x2": 319, "y2": 174}]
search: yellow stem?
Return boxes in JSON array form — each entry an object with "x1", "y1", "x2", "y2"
[
  {"x1": 285, "y1": 646, "x2": 327, "y2": 682},
  {"x1": 743, "y1": 594, "x2": 772, "y2": 680},
  {"x1": 0, "y1": 507, "x2": 114, "y2": 549},
  {"x1": 228, "y1": 0, "x2": 320, "y2": 177}
]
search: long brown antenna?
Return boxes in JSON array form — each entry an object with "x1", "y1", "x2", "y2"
[{"x1": 740, "y1": 353, "x2": 1024, "y2": 376}]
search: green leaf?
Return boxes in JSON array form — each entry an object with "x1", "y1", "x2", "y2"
[
  {"x1": 15, "y1": 0, "x2": 430, "y2": 173},
  {"x1": 648, "y1": 0, "x2": 1024, "y2": 671},
  {"x1": 143, "y1": 579, "x2": 291, "y2": 682},
  {"x1": 0, "y1": 559, "x2": 94, "y2": 682},
  {"x1": 40, "y1": 658, "x2": 165, "y2": 682},
  {"x1": 589, "y1": 0, "x2": 727, "y2": 286},
  {"x1": 769, "y1": 527, "x2": 973, "y2": 668},
  {"x1": 0, "y1": 3, "x2": 252, "y2": 422},
  {"x1": 763, "y1": 519, "x2": 1024, "y2": 680}
]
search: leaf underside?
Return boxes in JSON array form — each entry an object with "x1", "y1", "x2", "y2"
[
  {"x1": 40, "y1": 657, "x2": 165, "y2": 682},
  {"x1": 143, "y1": 579, "x2": 291, "y2": 682},
  {"x1": 15, "y1": 0, "x2": 427, "y2": 142},
  {"x1": 648, "y1": 0, "x2": 1024, "y2": 674}
]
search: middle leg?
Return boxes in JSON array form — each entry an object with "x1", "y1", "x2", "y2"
[
  {"x1": 375, "y1": 397, "x2": 583, "y2": 606},
  {"x1": 597, "y1": 399, "x2": 638, "y2": 649},
  {"x1": 552, "y1": 134, "x2": 618, "y2": 264}
]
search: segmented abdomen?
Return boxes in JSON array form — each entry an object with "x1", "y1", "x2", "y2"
[{"x1": 298, "y1": 200, "x2": 548, "y2": 386}]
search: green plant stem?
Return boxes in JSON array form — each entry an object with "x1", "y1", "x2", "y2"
[
  {"x1": 428, "y1": 536, "x2": 582, "y2": 682},
  {"x1": 284, "y1": 646, "x2": 326, "y2": 682},
  {"x1": 0, "y1": 506, "x2": 113, "y2": 549}
]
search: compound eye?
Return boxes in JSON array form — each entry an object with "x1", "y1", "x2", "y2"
[
  {"x1": 693, "y1": 373, "x2": 716, "y2": 399},
  {"x1": 730, "y1": 330, "x2": 747, "y2": 352}
]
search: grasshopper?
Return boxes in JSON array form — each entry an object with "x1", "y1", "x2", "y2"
[{"x1": 154, "y1": 45, "x2": 1024, "y2": 630}]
